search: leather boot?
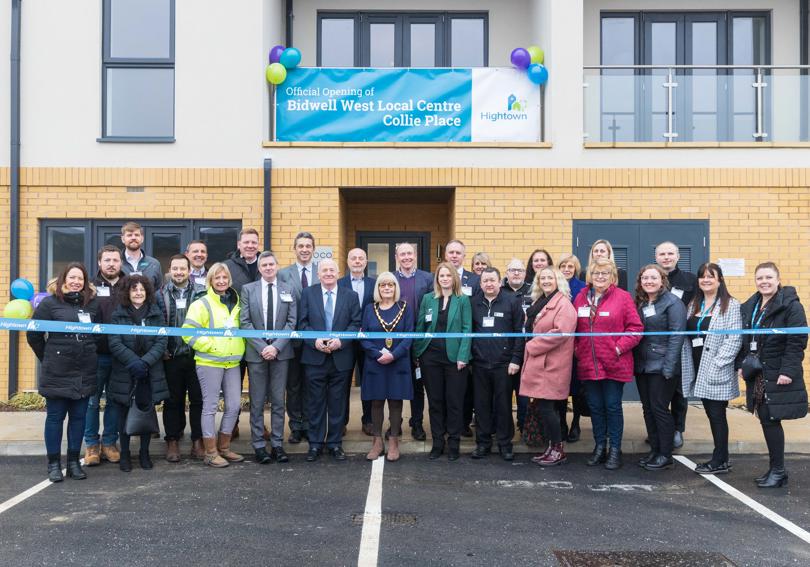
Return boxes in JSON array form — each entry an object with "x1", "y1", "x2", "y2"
[
  {"x1": 83, "y1": 444, "x2": 101, "y2": 467},
  {"x1": 537, "y1": 442, "x2": 567, "y2": 467},
  {"x1": 644, "y1": 454, "x2": 674, "y2": 471},
  {"x1": 119, "y1": 451, "x2": 132, "y2": 472},
  {"x1": 757, "y1": 468, "x2": 788, "y2": 488},
  {"x1": 165, "y1": 439, "x2": 181, "y2": 463},
  {"x1": 139, "y1": 449, "x2": 154, "y2": 470},
  {"x1": 217, "y1": 432, "x2": 245, "y2": 462},
  {"x1": 66, "y1": 451, "x2": 87, "y2": 480},
  {"x1": 101, "y1": 444, "x2": 120, "y2": 463},
  {"x1": 604, "y1": 446, "x2": 623, "y2": 470},
  {"x1": 366, "y1": 436, "x2": 385, "y2": 461},
  {"x1": 638, "y1": 450, "x2": 657, "y2": 467},
  {"x1": 203, "y1": 437, "x2": 229, "y2": 468},
  {"x1": 531, "y1": 442, "x2": 553, "y2": 464},
  {"x1": 386, "y1": 436, "x2": 400, "y2": 462},
  {"x1": 190, "y1": 438, "x2": 206, "y2": 460},
  {"x1": 755, "y1": 468, "x2": 773, "y2": 484},
  {"x1": 47, "y1": 454, "x2": 63, "y2": 483},
  {"x1": 586, "y1": 444, "x2": 607, "y2": 466}
]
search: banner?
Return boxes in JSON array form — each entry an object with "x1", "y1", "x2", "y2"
[{"x1": 275, "y1": 68, "x2": 541, "y2": 143}]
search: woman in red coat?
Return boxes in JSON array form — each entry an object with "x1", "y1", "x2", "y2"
[
  {"x1": 521, "y1": 267, "x2": 577, "y2": 466},
  {"x1": 573, "y1": 258, "x2": 643, "y2": 470}
]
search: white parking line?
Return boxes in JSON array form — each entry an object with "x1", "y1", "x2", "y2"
[
  {"x1": 674, "y1": 455, "x2": 810, "y2": 545},
  {"x1": 357, "y1": 457, "x2": 385, "y2": 567},
  {"x1": 0, "y1": 471, "x2": 62, "y2": 516}
]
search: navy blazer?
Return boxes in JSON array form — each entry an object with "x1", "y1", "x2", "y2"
[
  {"x1": 337, "y1": 275, "x2": 375, "y2": 310},
  {"x1": 299, "y1": 284, "x2": 362, "y2": 372}
]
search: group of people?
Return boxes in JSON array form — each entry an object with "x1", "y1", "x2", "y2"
[{"x1": 27, "y1": 223, "x2": 807, "y2": 490}]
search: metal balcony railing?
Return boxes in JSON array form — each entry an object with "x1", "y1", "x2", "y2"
[{"x1": 584, "y1": 65, "x2": 810, "y2": 143}]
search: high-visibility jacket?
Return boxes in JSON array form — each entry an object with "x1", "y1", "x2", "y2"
[{"x1": 182, "y1": 287, "x2": 245, "y2": 369}]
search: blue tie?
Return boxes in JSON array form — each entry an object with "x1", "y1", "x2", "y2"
[{"x1": 325, "y1": 290, "x2": 334, "y2": 332}]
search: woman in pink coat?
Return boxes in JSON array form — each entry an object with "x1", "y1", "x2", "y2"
[
  {"x1": 521, "y1": 267, "x2": 577, "y2": 466},
  {"x1": 573, "y1": 258, "x2": 643, "y2": 471}
]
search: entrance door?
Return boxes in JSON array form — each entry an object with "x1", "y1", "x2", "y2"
[{"x1": 356, "y1": 231, "x2": 432, "y2": 278}]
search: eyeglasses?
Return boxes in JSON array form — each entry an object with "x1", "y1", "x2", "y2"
[
  {"x1": 507, "y1": 268, "x2": 525, "y2": 273},
  {"x1": 592, "y1": 271, "x2": 611, "y2": 278},
  {"x1": 378, "y1": 282, "x2": 396, "y2": 288}
]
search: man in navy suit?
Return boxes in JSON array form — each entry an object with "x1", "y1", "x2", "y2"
[
  {"x1": 395, "y1": 242, "x2": 434, "y2": 441},
  {"x1": 299, "y1": 259, "x2": 362, "y2": 461},
  {"x1": 337, "y1": 248, "x2": 376, "y2": 432}
]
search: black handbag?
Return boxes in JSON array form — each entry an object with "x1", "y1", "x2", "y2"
[
  {"x1": 125, "y1": 395, "x2": 159, "y2": 436},
  {"x1": 740, "y1": 352, "x2": 764, "y2": 382}
]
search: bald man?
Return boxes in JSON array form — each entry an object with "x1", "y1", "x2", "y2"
[{"x1": 298, "y1": 259, "x2": 362, "y2": 461}]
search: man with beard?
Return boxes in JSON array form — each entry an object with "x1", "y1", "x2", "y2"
[{"x1": 120, "y1": 221, "x2": 163, "y2": 291}]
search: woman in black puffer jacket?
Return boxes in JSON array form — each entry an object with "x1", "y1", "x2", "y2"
[
  {"x1": 737, "y1": 262, "x2": 808, "y2": 488},
  {"x1": 107, "y1": 275, "x2": 169, "y2": 472},
  {"x1": 27, "y1": 262, "x2": 100, "y2": 482},
  {"x1": 633, "y1": 264, "x2": 687, "y2": 471}
]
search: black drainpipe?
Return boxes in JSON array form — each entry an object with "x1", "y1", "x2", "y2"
[
  {"x1": 9, "y1": 0, "x2": 22, "y2": 398},
  {"x1": 263, "y1": 158, "x2": 272, "y2": 251},
  {"x1": 285, "y1": 0, "x2": 294, "y2": 46}
]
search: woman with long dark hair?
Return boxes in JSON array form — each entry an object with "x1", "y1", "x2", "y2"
[{"x1": 525, "y1": 249, "x2": 554, "y2": 287}]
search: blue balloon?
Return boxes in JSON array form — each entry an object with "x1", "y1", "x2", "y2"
[
  {"x1": 279, "y1": 47, "x2": 302, "y2": 69},
  {"x1": 10, "y1": 278, "x2": 34, "y2": 301},
  {"x1": 527, "y1": 63, "x2": 549, "y2": 85}
]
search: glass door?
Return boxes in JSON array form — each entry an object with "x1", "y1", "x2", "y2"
[{"x1": 356, "y1": 231, "x2": 432, "y2": 279}]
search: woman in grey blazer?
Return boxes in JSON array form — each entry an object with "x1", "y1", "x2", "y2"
[{"x1": 681, "y1": 263, "x2": 742, "y2": 475}]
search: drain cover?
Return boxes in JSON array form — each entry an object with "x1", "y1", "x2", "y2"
[
  {"x1": 351, "y1": 513, "x2": 418, "y2": 527},
  {"x1": 553, "y1": 551, "x2": 736, "y2": 566}
]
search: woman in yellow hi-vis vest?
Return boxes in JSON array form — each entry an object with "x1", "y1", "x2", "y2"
[{"x1": 183, "y1": 263, "x2": 245, "y2": 468}]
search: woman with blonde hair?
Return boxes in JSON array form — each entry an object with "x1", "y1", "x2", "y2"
[
  {"x1": 470, "y1": 252, "x2": 492, "y2": 276},
  {"x1": 585, "y1": 239, "x2": 628, "y2": 290}
]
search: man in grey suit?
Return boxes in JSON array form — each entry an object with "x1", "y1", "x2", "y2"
[
  {"x1": 277, "y1": 231, "x2": 320, "y2": 443},
  {"x1": 240, "y1": 251, "x2": 297, "y2": 464}
]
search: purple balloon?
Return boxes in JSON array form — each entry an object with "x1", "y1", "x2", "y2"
[
  {"x1": 269, "y1": 45, "x2": 286, "y2": 64},
  {"x1": 510, "y1": 47, "x2": 531, "y2": 70},
  {"x1": 32, "y1": 292, "x2": 50, "y2": 309}
]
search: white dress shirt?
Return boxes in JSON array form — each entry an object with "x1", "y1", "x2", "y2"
[
  {"x1": 350, "y1": 275, "x2": 365, "y2": 307},
  {"x1": 261, "y1": 278, "x2": 279, "y2": 329}
]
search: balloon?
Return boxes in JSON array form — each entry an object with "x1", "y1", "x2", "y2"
[
  {"x1": 510, "y1": 47, "x2": 531, "y2": 70},
  {"x1": 32, "y1": 292, "x2": 49, "y2": 309},
  {"x1": 3, "y1": 299, "x2": 33, "y2": 319},
  {"x1": 265, "y1": 63, "x2": 287, "y2": 85},
  {"x1": 279, "y1": 47, "x2": 302, "y2": 69},
  {"x1": 527, "y1": 63, "x2": 549, "y2": 85},
  {"x1": 269, "y1": 45, "x2": 285, "y2": 64},
  {"x1": 527, "y1": 45, "x2": 544, "y2": 65},
  {"x1": 10, "y1": 278, "x2": 34, "y2": 301}
]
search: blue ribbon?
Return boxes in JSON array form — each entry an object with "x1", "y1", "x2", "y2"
[{"x1": 2, "y1": 317, "x2": 809, "y2": 340}]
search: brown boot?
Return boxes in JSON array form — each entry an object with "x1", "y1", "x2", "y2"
[
  {"x1": 366, "y1": 437, "x2": 385, "y2": 461},
  {"x1": 386, "y1": 436, "x2": 400, "y2": 462},
  {"x1": 202, "y1": 437, "x2": 228, "y2": 468},
  {"x1": 537, "y1": 442, "x2": 567, "y2": 467},
  {"x1": 531, "y1": 442, "x2": 553, "y2": 464},
  {"x1": 165, "y1": 439, "x2": 181, "y2": 463},
  {"x1": 217, "y1": 432, "x2": 245, "y2": 462},
  {"x1": 101, "y1": 444, "x2": 120, "y2": 463},
  {"x1": 190, "y1": 438, "x2": 205, "y2": 460},
  {"x1": 84, "y1": 444, "x2": 101, "y2": 466}
]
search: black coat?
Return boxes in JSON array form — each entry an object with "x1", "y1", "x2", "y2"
[
  {"x1": 634, "y1": 290, "x2": 687, "y2": 379},
  {"x1": 107, "y1": 303, "x2": 170, "y2": 406},
  {"x1": 223, "y1": 251, "x2": 260, "y2": 294},
  {"x1": 26, "y1": 294, "x2": 100, "y2": 399},
  {"x1": 737, "y1": 287, "x2": 808, "y2": 421}
]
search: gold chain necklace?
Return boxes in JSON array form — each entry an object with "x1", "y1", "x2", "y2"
[{"x1": 373, "y1": 301, "x2": 407, "y2": 348}]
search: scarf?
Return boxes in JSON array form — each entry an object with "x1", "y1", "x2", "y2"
[{"x1": 525, "y1": 290, "x2": 558, "y2": 332}]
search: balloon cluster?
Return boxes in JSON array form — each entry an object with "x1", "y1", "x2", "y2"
[
  {"x1": 510, "y1": 45, "x2": 549, "y2": 85},
  {"x1": 265, "y1": 45, "x2": 302, "y2": 85},
  {"x1": 3, "y1": 278, "x2": 45, "y2": 319}
]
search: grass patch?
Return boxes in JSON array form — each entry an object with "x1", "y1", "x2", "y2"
[{"x1": 1, "y1": 391, "x2": 46, "y2": 411}]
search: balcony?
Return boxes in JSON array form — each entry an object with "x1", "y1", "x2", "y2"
[{"x1": 584, "y1": 65, "x2": 810, "y2": 146}]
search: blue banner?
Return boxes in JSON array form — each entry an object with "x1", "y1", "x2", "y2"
[{"x1": 276, "y1": 68, "x2": 473, "y2": 142}]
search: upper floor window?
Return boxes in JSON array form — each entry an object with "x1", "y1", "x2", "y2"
[
  {"x1": 317, "y1": 12, "x2": 488, "y2": 67},
  {"x1": 101, "y1": 0, "x2": 175, "y2": 141}
]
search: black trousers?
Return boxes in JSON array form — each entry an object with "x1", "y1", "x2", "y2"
[
  {"x1": 409, "y1": 366, "x2": 426, "y2": 428},
  {"x1": 286, "y1": 345, "x2": 309, "y2": 432},
  {"x1": 114, "y1": 401, "x2": 151, "y2": 456},
  {"x1": 422, "y1": 361, "x2": 468, "y2": 450},
  {"x1": 761, "y1": 417, "x2": 785, "y2": 469},
  {"x1": 538, "y1": 399, "x2": 563, "y2": 444},
  {"x1": 637, "y1": 373, "x2": 678, "y2": 457},
  {"x1": 472, "y1": 365, "x2": 514, "y2": 449},
  {"x1": 304, "y1": 358, "x2": 350, "y2": 450},
  {"x1": 670, "y1": 386, "x2": 688, "y2": 433},
  {"x1": 701, "y1": 398, "x2": 729, "y2": 465},
  {"x1": 463, "y1": 365, "x2": 474, "y2": 428},
  {"x1": 162, "y1": 354, "x2": 203, "y2": 441}
]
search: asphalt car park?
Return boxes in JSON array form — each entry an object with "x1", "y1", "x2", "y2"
[{"x1": 2, "y1": 452, "x2": 810, "y2": 566}]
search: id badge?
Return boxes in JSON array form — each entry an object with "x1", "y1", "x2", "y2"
[
  {"x1": 415, "y1": 367, "x2": 422, "y2": 380},
  {"x1": 642, "y1": 305, "x2": 656, "y2": 318},
  {"x1": 78, "y1": 312, "x2": 92, "y2": 324},
  {"x1": 750, "y1": 340, "x2": 758, "y2": 352},
  {"x1": 494, "y1": 312, "x2": 504, "y2": 318},
  {"x1": 482, "y1": 317, "x2": 495, "y2": 328},
  {"x1": 175, "y1": 298, "x2": 187, "y2": 310},
  {"x1": 462, "y1": 285, "x2": 473, "y2": 296},
  {"x1": 692, "y1": 337, "x2": 704, "y2": 348},
  {"x1": 577, "y1": 306, "x2": 590, "y2": 317},
  {"x1": 280, "y1": 292, "x2": 293, "y2": 303},
  {"x1": 425, "y1": 311, "x2": 433, "y2": 323},
  {"x1": 671, "y1": 288, "x2": 684, "y2": 299},
  {"x1": 599, "y1": 311, "x2": 610, "y2": 317},
  {"x1": 194, "y1": 276, "x2": 207, "y2": 287},
  {"x1": 97, "y1": 286, "x2": 110, "y2": 297}
]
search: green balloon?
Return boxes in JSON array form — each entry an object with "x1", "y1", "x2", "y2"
[
  {"x1": 527, "y1": 45, "x2": 544, "y2": 65},
  {"x1": 266, "y1": 63, "x2": 287, "y2": 85},
  {"x1": 4, "y1": 299, "x2": 33, "y2": 319}
]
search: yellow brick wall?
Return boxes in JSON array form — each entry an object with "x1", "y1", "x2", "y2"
[
  {"x1": 2, "y1": 166, "x2": 809, "y2": 398},
  {"x1": 0, "y1": 168, "x2": 10, "y2": 400}
]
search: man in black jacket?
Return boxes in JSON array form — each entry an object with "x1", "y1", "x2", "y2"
[
  {"x1": 83, "y1": 245, "x2": 125, "y2": 466},
  {"x1": 470, "y1": 268, "x2": 524, "y2": 461},
  {"x1": 656, "y1": 241, "x2": 698, "y2": 448},
  {"x1": 223, "y1": 228, "x2": 261, "y2": 294}
]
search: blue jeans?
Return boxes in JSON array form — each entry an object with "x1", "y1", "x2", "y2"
[
  {"x1": 45, "y1": 397, "x2": 90, "y2": 455},
  {"x1": 584, "y1": 379, "x2": 625, "y2": 450},
  {"x1": 84, "y1": 354, "x2": 120, "y2": 446}
]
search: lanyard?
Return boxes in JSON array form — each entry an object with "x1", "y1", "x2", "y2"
[
  {"x1": 697, "y1": 299, "x2": 716, "y2": 332},
  {"x1": 751, "y1": 300, "x2": 767, "y2": 329}
]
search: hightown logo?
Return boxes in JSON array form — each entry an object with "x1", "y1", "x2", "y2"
[{"x1": 479, "y1": 94, "x2": 529, "y2": 123}]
